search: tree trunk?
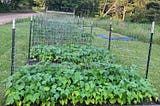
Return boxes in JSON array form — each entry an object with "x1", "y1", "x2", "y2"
[
  {"x1": 122, "y1": 6, "x2": 126, "y2": 21},
  {"x1": 102, "y1": 0, "x2": 107, "y2": 14},
  {"x1": 103, "y1": 0, "x2": 118, "y2": 17}
]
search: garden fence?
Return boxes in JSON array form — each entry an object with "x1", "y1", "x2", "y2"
[{"x1": 10, "y1": 12, "x2": 160, "y2": 81}]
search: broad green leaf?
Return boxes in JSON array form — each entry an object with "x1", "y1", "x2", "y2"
[
  {"x1": 52, "y1": 85, "x2": 57, "y2": 89},
  {"x1": 117, "y1": 98, "x2": 124, "y2": 105},
  {"x1": 6, "y1": 81, "x2": 12, "y2": 89},
  {"x1": 33, "y1": 93, "x2": 40, "y2": 100},
  {"x1": 85, "y1": 99, "x2": 90, "y2": 105},
  {"x1": 44, "y1": 86, "x2": 50, "y2": 91},
  {"x1": 72, "y1": 91, "x2": 80, "y2": 96},
  {"x1": 26, "y1": 94, "x2": 34, "y2": 102},
  {"x1": 17, "y1": 83, "x2": 25, "y2": 90},
  {"x1": 6, "y1": 97, "x2": 14, "y2": 105},
  {"x1": 54, "y1": 93, "x2": 60, "y2": 100},
  {"x1": 109, "y1": 98, "x2": 116, "y2": 104},
  {"x1": 14, "y1": 93, "x2": 20, "y2": 101},
  {"x1": 85, "y1": 84, "x2": 90, "y2": 91}
]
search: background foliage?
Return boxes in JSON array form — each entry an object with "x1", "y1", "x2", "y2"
[{"x1": 0, "y1": 0, "x2": 160, "y2": 23}]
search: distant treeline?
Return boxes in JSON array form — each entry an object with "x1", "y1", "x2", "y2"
[{"x1": 0, "y1": 0, "x2": 160, "y2": 23}]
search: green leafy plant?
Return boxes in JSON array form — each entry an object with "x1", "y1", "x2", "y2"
[
  {"x1": 5, "y1": 44, "x2": 159, "y2": 106},
  {"x1": 30, "y1": 44, "x2": 115, "y2": 66}
]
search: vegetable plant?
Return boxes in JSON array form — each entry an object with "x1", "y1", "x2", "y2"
[{"x1": 5, "y1": 44, "x2": 159, "y2": 106}]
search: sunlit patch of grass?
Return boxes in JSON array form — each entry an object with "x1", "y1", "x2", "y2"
[{"x1": 95, "y1": 19, "x2": 160, "y2": 45}]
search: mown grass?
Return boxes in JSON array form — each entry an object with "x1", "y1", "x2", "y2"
[
  {"x1": 0, "y1": 18, "x2": 160, "y2": 106},
  {"x1": 0, "y1": 21, "x2": 30, "y2": 105},
  {"x1": 94, "y1": 19, "x2": 160, "y2": 45}
]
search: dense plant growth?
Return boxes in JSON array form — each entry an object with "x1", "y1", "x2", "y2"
[
  {"x1": 30, "y1": 44, "x2": 114, "y2": 65},
  {"x1": 5, "y1": 44, "x2": 159, "y2": 106}
]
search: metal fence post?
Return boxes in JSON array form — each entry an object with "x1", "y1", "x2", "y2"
[
  {"x1": 146, "y1": 21, "x2": 155, "y2": 79},
  {"x1": 108, "y1": 20, "x2": 112, "y2": 50},
  {"x1": 11, "y1": 19, "x2": 15, "y2": 75},
  {"x1": 28, "y1": 16, "x2": 33, "y2": 64},
  {"x1": 82, "y1": 17, "x2": 84, "y2": 31},
  {"x1": 91, "y1": 21, "x2": 93, "y2": 35},
  {"x1": 78, "y1": 16, "x2": 80, "y2": 25},
  {"x1": 90, "y1": 21, "x2": 93, "y2": 44}
]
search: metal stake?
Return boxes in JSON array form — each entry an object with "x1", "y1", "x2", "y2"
[
  {"x1": 28, "y1": 16, "x2": 33, "y2": 64},
  {"x1": 146, "y1": 21, "x2": 155, "y2": 79},
  {"x1": 82, "y1": 17, "x2": 84, "y2": 31},
  {"x1": 108, "y1": 21, "x2": 112, "y2": 50},
  {"x1": 11, "y1": 19, "x2": 15, "y2": 75}
]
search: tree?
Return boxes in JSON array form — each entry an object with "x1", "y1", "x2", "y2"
[
  {"x1": 101, "y1": 0, "x2": 134, "y2": 21},
  {"x1": 34, "y1": 0, "x2": 46, "y2": 9},
  {"x1": 102, "y1": 0, "x2": 118, "y2": 17},
  {"x1": 146, "y1": 1, "x2": 160, "y2": 23}
]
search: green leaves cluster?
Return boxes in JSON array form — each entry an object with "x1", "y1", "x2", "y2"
[
  {"x1": 30, "y1": 44, "x2": 114, "y2": 66},
  {"x1": 5, "y1": 44, "x2": 159, "y2": 106}
]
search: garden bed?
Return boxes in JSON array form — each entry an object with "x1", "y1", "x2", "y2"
[{"x1": 5, "y1": 44, "x2": 159, "y2": 106}]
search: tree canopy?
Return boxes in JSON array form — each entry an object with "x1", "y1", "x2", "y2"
[{"x1": 0, "y1": 0, "x2": 160, "y2": 23}]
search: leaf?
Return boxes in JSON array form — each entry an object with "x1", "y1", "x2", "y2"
[
  {"x1": 33, "y1": 93, "x2": 40, "y2": 100},
  {"x1": 85, "y1": 84, "x2": 90, "y2": 91},
  {"x1": 109, "y1": 98, "x2": 116, "y2": 104},
  {"x1": 54, "y1": 93, "x2": 60, "y2": 100},
  {"x1": 51, "y1": 88, "x2": 56, "y2": 93},
  {"x1": 16, "y1": 101, "x2": 22, "y2": 106},
  {"x1": 52, "y1": 85, "x2": 57, "y2": 89},
  {"x1": 73, "y1": 72, "x2": 81, "y2": 83},
  {"x1": 17, "y1": 83, "x2": 25, "y2": 90},
  {"x1": 44, "y1": 86, "x2": 50, "y2": 91},
  {"x1": 57, "y1": 87, "x2": 61, "y2": 91},
  {"x1": 72, "y1": 91, "x2": 80, "y2": 96},
  {"x1": 85, "y1": 99, "x2": 90, "y2": 105},
  {"x1": 5, "y1": 89, "x2": 11, "y2": 96},
  {"x1": 25, "y1": 94, "x2": 34, "y2": 102},
  {"x1": 59, "y1": 100, "x2": 65, "y2": 105},
  {"x1": 42, "y1": 80, "x2": 47, "y2": 85},
  {"x1": 6, "y1": 81, "x2": 12, "y2": 89},
  {"x1": 117, "y1": 98, "x2": 124, "y2": 105},
  {"x1": 14, "y1": 93, "x2": 20, "y2": 101},
  {"x1": 6, "y1": 97, "x2": 14, "y2": 105}
]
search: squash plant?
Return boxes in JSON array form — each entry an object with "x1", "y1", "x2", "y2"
[{"x1": 5, "y1": 44, "x2": 159, "y2": 106}]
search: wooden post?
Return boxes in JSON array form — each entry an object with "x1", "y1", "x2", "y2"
[{"x1": 146, "y1": 21, "x2": 155, "y2": 79}]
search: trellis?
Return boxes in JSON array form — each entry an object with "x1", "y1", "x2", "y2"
[{"x1": 31, "y1": 13, "x2": 94, "y2": 46}]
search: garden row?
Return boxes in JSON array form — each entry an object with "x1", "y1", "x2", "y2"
[{"x1": 5, "y1": 44, "x2": 159, "y2": 106}]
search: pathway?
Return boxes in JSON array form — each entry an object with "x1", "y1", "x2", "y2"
[{"x1": 0, "y1": 13, "x2": 36, "y2": 25}]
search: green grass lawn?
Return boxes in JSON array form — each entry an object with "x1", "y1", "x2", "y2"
[
  {"x1": 94, "y1": 18, "x2": 160, "y2": 45},
  {"x1": 0, "y1": 19, "x2": 160, "y2": 105}
]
